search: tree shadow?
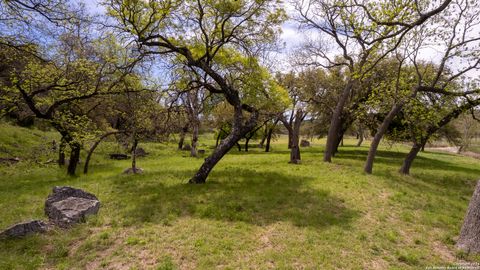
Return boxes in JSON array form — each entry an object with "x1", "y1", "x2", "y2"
[
  {"x1": 109, "y1": 168, "x2": 358, "y2": 229},
  {"x1": 335, "y1": 147, "x2": 480, "y2": 199},
  {"x1": 335, "y1": 148, "x2": 480, "y2": 176}
]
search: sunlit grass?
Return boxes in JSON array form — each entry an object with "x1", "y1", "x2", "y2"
[{"x1": 0, "y1": 123, "x2": 479, "y2": 269}]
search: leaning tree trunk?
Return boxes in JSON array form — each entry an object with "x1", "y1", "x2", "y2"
[
  {"x1": 84, "y1": 131, "x2": 122, "y2": 174},
  {"x1": 67, "y1": 143, "x2": 80, "y2": 176},
  {"x1": 189, "y1": 130, "x2": 243, "y2": 184},
  {"x1": 364, "y1": 102, "x2": 404, "y2": 174},
  {"x1": 324, "y1": 82, "x2": 352, "y2": 162},
  {"x1": 265, "y1": 128, "x2": 274, "y2": 152},
  {"x1": 265, "y1": 119, "x2": 279, "y2": 153},
  {"x1": 190, "y1": 121, "x2": 199, "y2": 157},
  {"x1": 399, "y1": 138, "x2": 427, "y2": 175},
  {"x1": 189, "y1": 108, "x2": 258, "y2": 184},
  {"x1": 457, "y1": 180, "x2": 480, "y2": 253},
  {"x1": 356, "y1": 128, "x2": 364, "y2": 147},
  {"x1": 333, "y1": 133, "x2": 344, "y2": 156},
  {"x1": 58, "y1": 137, "x2": 66, "y2": 166}
]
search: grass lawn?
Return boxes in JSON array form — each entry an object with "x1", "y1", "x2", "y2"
[{"x1": 0, "y1": 123, "x2": 480, "y2": 269}]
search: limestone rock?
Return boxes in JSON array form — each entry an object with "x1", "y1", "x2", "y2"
[
  {"x1": 300, "y1": 140, "x2": 310, "y2": 147},
  {"x1": 45, "y1": 186, "x2": 100, "y2": 228},
  {"x1": 123, "y1": 167, "x2": 144, "y2": 174},
  {"x1": 0, "y1": 220, "x2": 48, "y2": 238},
  {"x1": 109, "y1": 153, "x2": 129, "y2": 160}
]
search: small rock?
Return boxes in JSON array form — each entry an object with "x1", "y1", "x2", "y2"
[
  {"x1": 0, "y1": 220, "x2": 49, "y2": 238},
  {"x1": 109, "y1": 153, "x2": 129, "y2": 160},
  {"x1": 300, "y1": 140, "x2": 310, "y2": 147},
  {"x1": 0, "y1": 157, "x2": 20, "y2": 164},
  {"x1": 123, "y1": 167, "x2": 144, "y2": 174},
  {"x1": 45, "y1": 186, "x2": 100, "y2": 228},
  {"x1": 134, "y1": 147, "x2": 148, "y2": 157},
  {"x1": 182, "y1": 144, "x2": 191, "y2": 151}
]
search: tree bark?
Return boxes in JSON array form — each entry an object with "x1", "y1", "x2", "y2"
[
  {"x1": 287, "y1": 130, "x2": 293, "y2": 149},
  {"x1": 265, "y1": 130, "x2": 273, "y2": 152},
  {"x1": 356, "y1": 127, "x2": 364, "y2": 147},
  {"x1": 84, "y1": 131, "x2": 122, "y2": 174},
  {"x1": 457, "y1": 180, "x2": 480, "y2": 253},
  {"x1": 67, "y1": 143, "x2": 80, "y2": 176},
  {"x1": 131, "y1": 138, "x2": 138, "y2": 173},
  {"x1": 265, "y1": 119, "x2": 279, "y2": 153},
  {"x1": 324, "y1": 81, "x2": 353, "y2": 162},
  {"x1": 398, "y1": 99, "x2": 480, "y2": 174},
  {"x1": 58, "y1": 137, "x2": 66, "y2": 166},
  {"x1": 189, "y1": 124, "x2": 253, "y2": 184},
  {"x1": 190, "y1": 121, "x2": 199, "y2": 157},
  {"x1": 399, "y1": 139, "x2": 426, "y2": 175},
  {"x1": 364, "y1": 102, "x2": 404, "y2": 174},
  {"x1": 215, "y1": 130, "x2": 222, "y2": 148},
  {"x1": 259, "y1": 125, "x2": 268, "y2": 148},
  {"x1": 281, "y1": 110, "x2": 304, "y2": 164},
  {"x1": 188, "y1": 106, "x2": 259, "y2": 184},
  {"x1": 178, "y1": 124, "x2": 189, "y2": 150}
]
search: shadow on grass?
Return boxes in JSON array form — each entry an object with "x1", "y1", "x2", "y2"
[
  {"x1": 336, "y1": 147, "x2": 480, "y2": 202},
  {"x1": 110, "y1": 168, "x2": 358, "y2": 229},
  {"x1": 335, "y1": 148, "x2": 480, "y2": 176}
]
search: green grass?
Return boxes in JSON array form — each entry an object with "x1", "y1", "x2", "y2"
[{"x1": 0, "y1": 123, "x2": 480, "y2": 269}]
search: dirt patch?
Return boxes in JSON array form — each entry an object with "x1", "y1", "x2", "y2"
[
  {"x1": 432, "y1": 241, "x2": 458, "y2": 263},
  {"x1": 366, "y1": 258, "x2": 389, "y2": 270},
  {"x1": 427, "y1": 147, "x2": 480, "y2": 159}
]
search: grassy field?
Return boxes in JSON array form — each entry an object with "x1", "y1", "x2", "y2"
[{"x1": 1, "y1": 123, "x2": 480, "y2": 269}]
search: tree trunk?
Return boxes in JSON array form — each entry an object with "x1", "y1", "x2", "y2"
[
  {"x1": 356, "y1": 127, "x2": 364, "y2": 147},
  {"x1": 399, "y1": 139, "x2": 426, "y2": 175},
  {"x1": 324, "y1": 81, "x2": 352, "y2": 162},
  {"x1": 457, "y1": 180, "x2": 480, "y2": 253},
  {"x1": 131, "y1": 138, "x2": 138, "y2": 173},
  {"x1": 364, "y1": 102, "x2": 404, "y2": 174},
  {"x1": 67, "y1": 143, "x2": 80, "y2": 176},
  {"x1": 289, "y1": 131, "x2": 301, "y2": 164},
  {"x1": 215, "y1": 131, "x2": 222, "y2": 147},
  {"x1": 189, "y1": 130, "x2": 243, "y2": 184},
  {"x1": 282, "y1": 111, "x2": 304, "y2": 164},
  {"x1": 189, "y1": 106, "x2": 258, "y2": 184},
  {"x1": 265, "y1": 128, "x2": 273, "y2": 152},
  {"x1": 84, "y1": 131, "x2": 121, "y2": 174},
  {"x1": 259, "y1": 126, "x2": 268, "y2": 148},
  {"x1": 58, "y1": 137, "x2": 66, "y2": 166},
  {"x1": 287, "y1": 129, "x2": 293, "y2": 149},
  {"x1": 332, "y1": 129, "x2": 346, "y2": 157},
  {"x1": 190, "y1": 122, "x2": 199, "y2": 157},
  {"x1": 236, "y1": 142, "x2": 242, "y2": 151},
  {"x1": 178, "y1": 124, "x2": 188, "y2": 150},
  {"x1": 245, "y1": 138, "x2": 250, "y2": 152},
  {"x1": 265, "y1": 119, "x2": 279, "y2": 153}
]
